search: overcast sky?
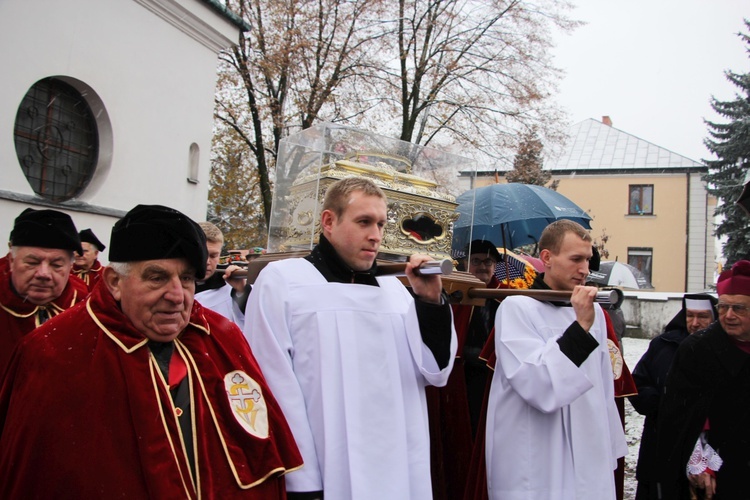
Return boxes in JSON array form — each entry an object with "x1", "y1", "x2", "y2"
[{"x1": 552, "y1": 0, "x2": 748, "y2": 163}]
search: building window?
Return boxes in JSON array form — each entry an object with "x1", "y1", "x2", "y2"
[
  {"x1": 187, "y1": 143, "x2": 199, "y2": 184},
  {"x1": 628, "y1": 247, "x2": 653, "y2": 282},
  {"x1": 628, "y1": 184, "x2": 653, "y2": 215},
  {"x1": 13, "y1": 78, "x2": 99, "y2": 202}
]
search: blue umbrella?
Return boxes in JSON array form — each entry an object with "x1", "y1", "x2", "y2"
[{"x1": 454, "y1": 183, "x2": 593, "y2": 250}]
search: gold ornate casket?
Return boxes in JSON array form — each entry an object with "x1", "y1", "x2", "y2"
[
  {"x1": 279, "y1": 151, "x2": 459, "y2": 261},
  {"x1": 266, "y1": 123, "x2": 472, "y2": 262}
]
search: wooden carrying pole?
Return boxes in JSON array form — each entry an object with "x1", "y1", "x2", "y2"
[
  {"x1": 229, "y1": 254, "x2": 451, "y2": 280},
  {"x1": 466, "y1": 287, "x2": 618, "y2": 305},
  {"x1": 229, "y1": 252, "x2": 618, "y2": 307},
  {"x1": 374, "y1": 259, "x2": 454, "y2": 276}
]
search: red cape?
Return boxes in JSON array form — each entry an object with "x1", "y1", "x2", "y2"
[
  {"x1": 461, "y1": 279, "x2": 513, "y2": 500},
  {"x1": 0, "y1": 255, "x2": 88, "y2": 375},
  {"x1": 427, "y1": 276, "x2": 504, "y2": 500},
  {"x1": 603, "y1": 309, "x2": 637, "y2": 398},
  {"x1": 0, "y1": 282, "x2": 302, "y2": 498},
  {"x1": 72, "y1": 259, "x2": 105, "y2": 292},
  {"x1": 602, "y1": 308, "x2": 637, "y2": 500},
  {"x1": 426, "y1": 302, "x2": 475, "y2": 500}
]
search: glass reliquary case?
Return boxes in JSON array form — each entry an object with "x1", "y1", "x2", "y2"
[{"x1": 267, "y1": 123, "x2": 474, "y2": 262}]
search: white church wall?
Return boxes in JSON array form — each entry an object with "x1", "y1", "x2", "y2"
[{"x1": 0, "y1": 0, "x2": 242, "y2": 244}]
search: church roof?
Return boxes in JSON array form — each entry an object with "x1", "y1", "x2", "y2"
[
  {"x1": 200, "y1": 0, "x2": 250, "y2": 31},
  {"x1": 546, "y1": 118, "x2": 703, "y2": 171}
]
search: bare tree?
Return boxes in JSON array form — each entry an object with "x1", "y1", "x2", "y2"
[
  {"x1": 215, "y1": 0, "x2": 387, "y2": 229},
  {"x1": 211, "y1": 0, "x2": 579, "y2": 242},
  {"x1": 384, "y1": 0, "x2": 578, "y2": 160}
]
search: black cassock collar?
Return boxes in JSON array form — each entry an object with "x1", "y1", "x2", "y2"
[{"x1": 305, "y1": 235, "x2": 379, "y2": 286}]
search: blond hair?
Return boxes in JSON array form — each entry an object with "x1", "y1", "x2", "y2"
[
  {"x1": 322, "y1": 177, "x2": 387, "y2": 218},
  {"x1": 538, "y1": 220, "x2": 591, "y2": 254},
  {"x1": 198, "y1": 222, "x2": 224, "y2": 245}
]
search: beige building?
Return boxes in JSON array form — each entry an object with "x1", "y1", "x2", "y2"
[{"x1": 462, "y1": 117, "x2": 716, "y2": 293}]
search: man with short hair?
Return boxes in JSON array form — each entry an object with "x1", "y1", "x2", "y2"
[
  {"x1": 485, "y1": 219, "x2": 627, "y2": 499},
  {"x1": 629, "y1": 293, "x2": 717, "y2": 499},
  {"x1": 0, "y1": 204, "x2": 302, "y2": 498},
  {"x1": 656, "y1": 261, "x2": 750, "y2": 499},
  {"x1": 0, "y1": 208, "x2": 88, "y2": 374},
  {"x1": 72, "y1": 228, "x2": 107, "y2": 292},
  {"x1": 245, "y1": 177, "x2": 456, "y2": 499},
  {"x1": 196, "y1": 221, "x2": 251, "y2": 329}
]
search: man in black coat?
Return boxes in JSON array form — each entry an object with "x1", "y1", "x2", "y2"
[
  {"x1": 629, "y1": 293, "x2": 717, "y2": 499},
  {"x1": 656, "y1": 261, "x2": 750, "y2": 499}
]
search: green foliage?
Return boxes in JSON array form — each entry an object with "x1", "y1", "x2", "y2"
[{"x1": 703, "y1": 19, "x2": 750, "y2": 265}]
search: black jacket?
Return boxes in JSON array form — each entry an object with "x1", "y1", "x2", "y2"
[
  {"x1": 655, "y1": 322, "x2": 750, "y2": 499},
  {"x1": 629, "y1": 293, "x2": 718, "y2": 499},
  {"x1": 628, "y1": 327, "x2": 687, "y2": 495}
]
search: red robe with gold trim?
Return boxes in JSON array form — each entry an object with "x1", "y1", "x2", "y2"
[
  {"x1": 71, "y1": 259, "x2": 105, "y2": 292},
  {"x1": 0, "y1": 282, "x2": 302, "y2": 498},
  {"x1": 0, "y1": 255, "x2": 88, "y2": 375}
]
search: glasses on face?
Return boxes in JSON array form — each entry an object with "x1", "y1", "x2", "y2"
[
  {"x1": 470, "y1": 258, "x2": 496, "y2": 268},
  {"x1": 716, "y1": 303, "x2": 750, "y2": 317}
]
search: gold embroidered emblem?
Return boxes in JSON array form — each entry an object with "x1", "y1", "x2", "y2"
[
  {"x1": 607, "y1": 338, "x2": 624, "y2": 379},
  {"x1": 224, "y1": 371, "x2": 269, "y2": 439}
]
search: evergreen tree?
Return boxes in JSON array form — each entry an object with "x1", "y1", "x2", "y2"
[
  {"x1": 506, "y1": 128, "x2": 553, "y2": 187},
  {"x1": 703, "y1": 19, "x2": 750, "y2": 266}
]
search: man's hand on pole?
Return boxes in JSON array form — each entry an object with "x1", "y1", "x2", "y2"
[
  {"x1": 571, "y1": 285, "x2": 598, "y2": 332},
  {"x1": 406, "y1": 254, "x2": 442, "y2": 304}
]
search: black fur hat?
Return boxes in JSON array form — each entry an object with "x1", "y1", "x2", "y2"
[
  {"x1": 10, "y1": 208, "x2": 82, "y2": 255},
  {"x1": 109, "y1": 205, "x2": 207, "y2": 279}
]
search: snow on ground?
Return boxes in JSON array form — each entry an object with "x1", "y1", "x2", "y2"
[{"x1": 622, "y1": 336, "x2": 650, "y2": 500}]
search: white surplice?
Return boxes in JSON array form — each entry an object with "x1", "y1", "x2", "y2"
[
  {"x1": 195, "y1": 283, "x2": 245, "y2": 330},
  {"x1": 485, "y1": 296, "x2": 627, "y2": 500},
  {"x1": 244, "y1": 258, "x2": 456, "y2": 500}
]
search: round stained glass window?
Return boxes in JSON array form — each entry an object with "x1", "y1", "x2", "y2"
[{"x1": 14, "y1": 78, "x2": 99, "y2": 202}]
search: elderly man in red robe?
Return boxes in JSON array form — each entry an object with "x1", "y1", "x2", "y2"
[
  {"x1": 0, "y1": 204, "x2": 302, "y2": 498},
  {"x1": 0, "y1": 208, "x2": 88, "y2": 375},
  {"x1": 72, "y1": 228, "x2": 107, "y2": 292}
]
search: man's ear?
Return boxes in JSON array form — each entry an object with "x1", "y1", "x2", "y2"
[
  {"x1": 540, "y1": 249, "x2": 552, "y2": 268},
  {"x1": 320, "y1": 209, "x2": 335, "y2": 236},
  {"x1": 103, "y1": 267, "x2": 123, "y2": 301}
]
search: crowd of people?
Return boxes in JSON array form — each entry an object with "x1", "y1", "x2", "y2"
[{"x1": 0, "y1": 176, "x2": 747, "y2": 499}]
